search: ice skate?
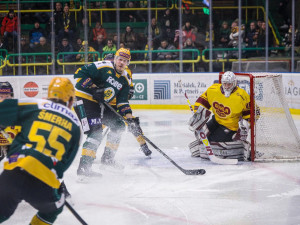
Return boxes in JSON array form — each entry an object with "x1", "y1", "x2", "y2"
[
  {"x1": 140, "y1": 143, "x2": 152, "y2": 157},
  {"x1": 100, "y1": 147, "x2": 124, "y2": 170}
]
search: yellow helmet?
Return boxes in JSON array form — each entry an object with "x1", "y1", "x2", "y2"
[
  {"x1": 48, "y1": 77, "x2": 75, "y2": 103},
  {"x1": 115, "y1": 48, "x2": 131, "y2": 61}
]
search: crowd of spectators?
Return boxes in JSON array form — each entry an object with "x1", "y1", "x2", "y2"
[{"x1": 0, "y1": 1, "x2": 299, "y2": 74}]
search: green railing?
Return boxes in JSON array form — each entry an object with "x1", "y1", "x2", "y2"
[
  {"x1": 202, "y1": 46, "x2": 288, "y2": 71},
  {"x1": 6, "y1": 52, "x2": 53, "y2": 75},
  {"x1": 56, "y1": 49, "x2": 200, "y2": 74}
]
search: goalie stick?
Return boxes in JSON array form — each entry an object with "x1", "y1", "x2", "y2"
[
  {"x1": 102, "y1": 102, "x2": 206, "y2": 175},
  {"x1": 178, "y1": 80, "x2": 238, "y2": 165}
]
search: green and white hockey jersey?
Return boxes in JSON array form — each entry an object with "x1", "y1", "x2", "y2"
[
  {"x1": 74, "y1": 61, "x2": 132, "y2": 115},
  {"x1": 0, "y1": 98, "x2": 81, "y2": 189}
]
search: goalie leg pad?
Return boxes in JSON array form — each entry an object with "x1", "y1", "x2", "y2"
[
  {"x1": 189, "y1": 140, "x2": 246, "y2": 161},
  {"x1": 210, "y1": 142, "x2": 246, "y2": 161}
]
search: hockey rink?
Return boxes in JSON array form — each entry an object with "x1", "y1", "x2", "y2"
[{"x1": 1, "y1": 109, "x2": 300, "y2": 225}]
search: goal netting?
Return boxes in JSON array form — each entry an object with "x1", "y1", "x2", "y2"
[{"x1": 219, "y1": 72, "x2": 300, "y2": 161}]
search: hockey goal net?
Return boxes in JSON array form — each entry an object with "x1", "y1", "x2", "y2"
[{"x1": 219, "y1": 72, "x2": 300, "y2": 161}]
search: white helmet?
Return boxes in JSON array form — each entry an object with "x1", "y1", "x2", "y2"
[{"x1": 221, "y1": 71, "x2": 237, "y2": 97}]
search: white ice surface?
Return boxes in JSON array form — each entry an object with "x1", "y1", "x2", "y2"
[{"x1": 1, "y1": 110, "x2": 300, "y2": 225}]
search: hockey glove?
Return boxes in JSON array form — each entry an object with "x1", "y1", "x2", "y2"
[
  {"x1": 127, "y1": 117, "x2": 143, "y2": 136},
  {"x1": 188, "y1": 106, "x2": 211, "y2": 132},
  {"x1": 59, "y1": 181, "x2": 71, "y2": 199},
  {"x1": 92, "y1": 87, "x2": 105, "y2": 103},
  {"x1": 233, "y1": 120, "x2": 249, "y2": 142},
  {"x1": 128, "y1": 86, "x2": 134, "y2": 100}
]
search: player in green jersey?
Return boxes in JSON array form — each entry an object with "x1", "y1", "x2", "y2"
[
  {"x1": 74, "y1": 48, "x2": 145, "y2": 176},
  {"x1": 0, "y1": 77, "x2": 81, "y2": 225}
]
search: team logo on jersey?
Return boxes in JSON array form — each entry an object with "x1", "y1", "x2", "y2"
[
  {"x1": 106, "y1": 76, "x2": 122, "y2": 90},
  {"x1": 213, "y1": 102, "x2": 231, "y2": 117},
  {"x1": 104, "y1": 87, "x2": 115, "y2": 102},
  {"x1": 107, "y1": 70, "x2": 112, "y2": 74}
]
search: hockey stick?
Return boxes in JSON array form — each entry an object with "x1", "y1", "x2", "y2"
[
  {"x1": 65, "y1": 201, "x2": 88, "y2": 225},
  {"x1": 102, "y1": 102, "x2": 206, "y2": 175},
  {"x1": 60, "y1": 181, "x2": 88, "y2": 225},
  {"x1": 178, "y1": 80, "x2": 238, "y2": 165}
]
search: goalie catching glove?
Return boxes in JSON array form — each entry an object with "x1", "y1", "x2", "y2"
[
  {"x1": 126, "y1": 117, "x2": 143, "y2": 136},
  {"x1": 188, "y1": 106, "x2": 211, "y2": 132}
]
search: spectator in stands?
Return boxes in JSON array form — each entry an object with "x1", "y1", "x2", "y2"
[
  {"x1": 157, "y1": 39, "x2": 178, "y2": 60},
  {"x1": 144, "y1": 40, "x2": 156, "y2": 61},
  {"x1": 91, "y1": 34, "x2": 106, "y2": 56},
  {"x1": 119, "y1": 42, "x2": 125, "y2": 48},
  {"x1": 257, "y1": 21, "x2": 273, "y2": 55},
  {"x1": 205, "y1": 22, "x2": 216, "y2": 48},
  {"x1": 18, "y1": 37, "x2": 33, "y2": 74},
  {"x1": 218, "y1": 21, "x2": 230, "y2": 48},
  {"x1": 144, "y1": 18, "x2": 162, "y2": 49},
  {"x1": 1, "y1": 9, "x2": 18, "y2": 52},
  {"x1": 160, "y1": 8, "x2": 177, "y2": 29},
  {"x1": 76, "y1": 41, "x2": 98, "y2": 62},
  {"x1": 57, "y1": 37, "x2": 75, "y2": 74},
  {"x1": 34, "y1": 37, "x2": 51, "y2": 75},
  {"x1": 183, "y1": 38, "x2": 197, "y2": 72},
  {"x1": 282, "y1": 24, "x2": 300, "y2": 56},
  {"x1": 122, "y1": 26, "x2": 138, "y2": 50},
  {"x1": 53, "y1": 2, "x2": 63, "y2": 31},
  {"x1": 228, "y1": 21, "x2": 245, "y2": 48},
  {"x1": 92, "y1": 21, "x2": 107, "y2": 42},
  {"x1": 182, "y1": 20, "x2": 197, "y2": 43},
  {"x1": 182, "y1": 8, "x2": 196, "y2": 26},
  {"x1": 122, "y1": 1, "x2": 144, "y2": 22},
  {"x1": 161, "y1": 20, "x2": 175, "y2": 45},
  {"x1": 102, "y1": 39, "x2": 117, "y2": 58},
  {"x1": 74, "y1": 37, "x2": 83, "y2": 52},
  {"x1": 58, "y1": 38, "x2": 75, "y2": 62},
  {"x1": 29, "y1": 21, "x2": 46, "y2": 49},
  {"x1": 155, "y1": 39, "x2": 178, "y2": 72},
  {"x1": 57, "y1": 4, "x2": 76, "y2": 43},
  {"x1": 76, "y1": 17, "x2": 92, "y2": 41},
  {"x1": 245, "y1": 21, "x2": 259, "y2": 57}
]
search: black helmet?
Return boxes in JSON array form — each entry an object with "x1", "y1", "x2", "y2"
[{"x1": 0, "y1": 82, "x2": 14, "y2": 97}]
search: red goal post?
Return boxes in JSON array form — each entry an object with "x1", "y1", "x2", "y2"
[{"x1": 219, "y1": 72, "x2": 300, "y2": 161}]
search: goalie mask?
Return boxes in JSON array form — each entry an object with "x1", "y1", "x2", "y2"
[{"x1": 221, "y1": 71, "x2": 237, "y2": 97}]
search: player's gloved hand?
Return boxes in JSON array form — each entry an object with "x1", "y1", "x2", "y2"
[
  {"x1": 128, "y1": 86, "x2": 134, "y2": 100},
  {"x1": 233, "y1": 120, "x2": 249, "y2": 141},
  {"x1": 92, "y1": 88, "x2": 105, "y2": 103},
  {"x1": 188, "y1": 106, "x2": 211, "y2": 132},
  {"x1": 59, "y1": 181, "x2": 71, "y2": 199},
  {"x1": 127, "y1": 117, "x2": 143, "y2": 136}
]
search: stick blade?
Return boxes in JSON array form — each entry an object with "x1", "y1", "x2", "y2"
[{"x1": 183, "y1": 169, "x2": 206, "y2": 175}]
